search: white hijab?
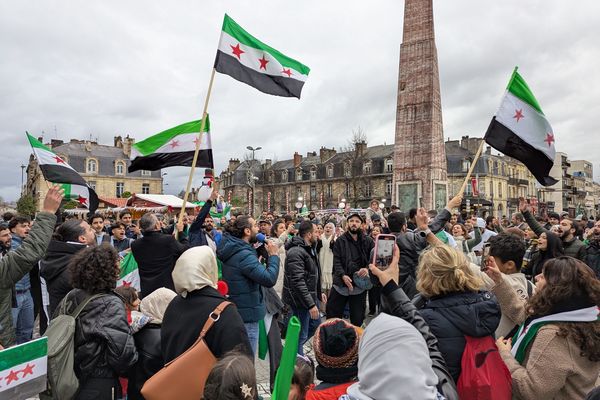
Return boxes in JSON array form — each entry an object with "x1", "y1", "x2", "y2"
[
  {"x1": 139, "y1": 287, "x2": 177, "y2": 324},
  {"x1": 346, "y1": 313, "x2": 439, "y2": 400},
  {"x1": 172, "y1": 246, "x2": 219, "y2": 297}
]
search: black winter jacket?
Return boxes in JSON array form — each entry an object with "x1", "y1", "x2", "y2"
[
  {"x1": 39, "y1": 240, "x2": 88, "y2": 318},
  {"x1": 419, "y1": 291, "x2": 501, "y2": 382},
  {"x1": 332, "y1": 231, "x2": 374, "y2": 288},
  {"x1": 584, "y1": 242, "x2": 600, "y2": 278},
  {"x1": 380, "y1": 281, "x2": 458, "y2": 400},
  {"x1": 128, "y1": 324, "x2": 162, "y2": 400},
  {"x1": 131, "y1": 231, "x2": 189, "y2": 297},
  {"x1": 59, "y1": 289, "x2": 138, "y2": 383},
  {"x1": 282, "y1": 236, "x2": 322, "y2": 310},
  {"x1": 161, "y1": 286, "x2": 252, "y2": 364}
]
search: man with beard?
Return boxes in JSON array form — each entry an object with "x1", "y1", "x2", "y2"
[
  {"x1": 0, "y1": 223, "x2": 11, "y2": 257},
  {"x1": 217, "y1": 215, "x2": 280, "y2": 356},
  {"x1": 40, "y1": 219, "x2": 96, "y2": 322},
  {"x1": 326, "y1": 213, "x2": 374, "y2": 327},
  {"x1": 282, "y1": 220, "x2": 322, "y2": 354},
  {"x1": 188, "y1": 186, "x2": 219, "y2": 250},
  {"x1": 520, "y1": 198, "x2": 586, "y2": 260}
]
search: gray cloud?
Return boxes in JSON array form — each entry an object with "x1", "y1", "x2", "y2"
[{"x1": 1, "y1": 0, "x2": 598, "y2": 201}]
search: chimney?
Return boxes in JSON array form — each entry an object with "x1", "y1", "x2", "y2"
[
  {"x1": 122, "y1": 135, "x2": 135, "y2": 157},
  {"x1": 228, "y1": 158, "x2": 241, "y2": 171},
  {"x1": 485, "y1": 146, "x2": 492, "y2": 155},
  {"x1": 319, "y1": 146, "x2": 336, "y2": 163},
  {"x1": 293, "y1": 152, "x2": 302, "y2": 167},
  {"x1": 264, "y1": 159, "x2": 272, "y2": 169},
  {"x1": 306, "y1": 151, "x2": 317, "y2": 157},
  {"x1": 114, "y1": 135, "x2": 123, "y2": 148},
  {"x1": 355, "y1": 140, "x2": 367, "y2": 157},
  {"x1": 50, "y1": 139, "x2": 64, "y2": 148}
]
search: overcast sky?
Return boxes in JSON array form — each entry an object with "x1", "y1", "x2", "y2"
[{"x1": 1, "y1": 1, "x2": 599, "y2": 201}]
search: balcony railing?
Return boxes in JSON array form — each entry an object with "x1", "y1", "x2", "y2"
[{"x1": 508, "y1": 177, "x2": 529, "y2": 186}]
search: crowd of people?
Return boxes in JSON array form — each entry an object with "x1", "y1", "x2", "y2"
[{"x1": 1, "y1": 185, "x2": 599, "y2": 400}]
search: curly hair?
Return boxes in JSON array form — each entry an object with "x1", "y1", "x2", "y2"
[
  {"x1": 526, "y1": 257, "x2": 600, "y2": 362},
  {"x1": 69, "y1": 244, "x2": 119, "y2": 294}
]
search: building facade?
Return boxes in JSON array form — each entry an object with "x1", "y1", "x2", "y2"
[{"x1": 26, "y1": 135, "x2": 163, "y2": 211}]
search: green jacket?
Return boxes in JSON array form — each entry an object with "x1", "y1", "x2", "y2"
[{"x1": 0, "y1": 211, "x2": 56, "y2": 346}]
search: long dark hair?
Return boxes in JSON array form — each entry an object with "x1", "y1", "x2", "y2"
[
  {"x1": 540, "y1": 232, "x2": 564, "y2": 260},
  {"x1": 527, "y1": 257, "x2": 600, "y2": 361}
]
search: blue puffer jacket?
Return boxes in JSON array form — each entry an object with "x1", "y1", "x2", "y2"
[
  {"x1": 419, "y1": 291, "x2": 500, "y2": 383},
  {"x1": 217, "y1": 233, "x2": 280, "y2": 323}
]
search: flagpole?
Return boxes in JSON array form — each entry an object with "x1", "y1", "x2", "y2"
[
  {"x1": 457, "y1": 139, "x2": 485, "y2": 196},
  {"x1": 176, "y1": 68, "x2": 217, "y2": 235}
]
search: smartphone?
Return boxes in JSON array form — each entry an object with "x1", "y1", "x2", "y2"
[
  {"x1": 480, "y1": 243, "x2": 491, "y2": 271},
  {"x1": 418, "y1": 197, "x2": 423, "y2": 208},
  {"x1": 373, "y1": 234, "x2": 396, "y2": 270}
]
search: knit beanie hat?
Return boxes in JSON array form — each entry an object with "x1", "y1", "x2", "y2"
[{"x1": 313, "y1": 318, "x2": 361, "y2": 384}]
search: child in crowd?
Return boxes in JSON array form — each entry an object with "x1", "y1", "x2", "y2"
[
  {"x1": 203, "y1": 351, "x2": 258, "y2": 400},
  {"x1": 288, "y1": 355, "x2": 315, "y2": 400}
]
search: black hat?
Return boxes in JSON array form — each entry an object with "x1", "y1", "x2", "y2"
[
  {"x1": 346, "y1": 213, "x2": 364, "y2": 222},
  {"x1": 371, "y1": 214, "x2": 381, "y2": 221}
]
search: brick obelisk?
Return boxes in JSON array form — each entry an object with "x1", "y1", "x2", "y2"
[{"x1": 393, "y1": 0, "x2": 447, "y2": 211}]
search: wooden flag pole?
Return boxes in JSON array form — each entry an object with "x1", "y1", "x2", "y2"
[
  {"x1": 176, "y1": 68, "x2": 217, "y2": 235},
  {"x1": 457, "y1": 139, "x2": 486, "y2": 196}
]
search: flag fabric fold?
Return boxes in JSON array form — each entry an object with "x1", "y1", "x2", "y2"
[
  {"x1": 26, "y1": 133, "x2": 99, "y2": 213},
  {"x1": 484, "y1": 69, "x2": 558, "y2": 186},
  {"x1": 128, "y1": 117, "x2": 213, "y2": 173},
  {"x1": 214, "y1": 14, "x2": 310, "y2": 99},
  {"x1": 117, "y1": 252, "x2": 140, "y2": 291}
]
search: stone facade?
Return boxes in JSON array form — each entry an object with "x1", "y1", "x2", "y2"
[
  {"x1": 26, "y1": 136, "x2": 163, "y2": 211},
  {"x1": 393, "y1": 0, "x2": 447, "y2": 211}
]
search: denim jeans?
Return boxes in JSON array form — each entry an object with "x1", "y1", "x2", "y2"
[
  {"x1": 292, "y1": 304, "x2": 322, "y2": 355},
  {"x1": 11, "y1": 290, "x2": 34, "y2": 344},
  {"x1": 244, "y1": 321, "x2": 259, "y2": 357}
]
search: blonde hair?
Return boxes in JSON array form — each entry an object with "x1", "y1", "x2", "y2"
[{"x1": 416, "y1": 245, "x2": 483, "y2": 297}]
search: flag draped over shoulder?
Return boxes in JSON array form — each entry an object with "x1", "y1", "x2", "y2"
[
  {"x1": 26, "y1": 133, "x2": 99, "y2": 213},
  {"x1": 128, "y1": 116, "x2": 213, "y2": 173},
  {"x1": 214, "y1": 14, "x2": 310, "y2": 99},
  {"x1": 484, "y1": 69, "x2": 558, "y2": 186},
  {"x1": 0, "y1": 337, "x2": 48, "y2": 400}
]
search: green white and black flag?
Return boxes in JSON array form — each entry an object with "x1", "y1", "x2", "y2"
[
  {"x1": 0, "y1": 337, "x2": 48, "y2": 400},
  {"x1": 128, "y1": 116, "x2": 213, "y2": 172},
  {"x1": 484, "y1": 69, "x2": 558, "y2": 186},
  {"x1": 214, "y1": 14, "x2": 310, "y2": 99},
  {"x1": 26, "y1": 133, "x2": 99, "y2": 213}
]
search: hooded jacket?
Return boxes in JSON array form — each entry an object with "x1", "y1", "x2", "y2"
[
  {"x1": 39, "y1": 240, "x2": 88, "y2": 318},
  {"x1": 282, "y1": 235, "x2": 322, "y2": 310},
  {"x1": 217, "y1": 232, "x2": 279, "y2": 323},
  {"x1": 419, "y1": 291, "x2": 501, "y2": 382}
]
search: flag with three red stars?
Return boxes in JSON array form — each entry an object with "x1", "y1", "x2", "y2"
[
  {"x1": 484, "y1": 68, "x2": 558, "y2": 186},
  {"x1": 26, "y1": 133, "x2": 99, "y2": 213},
  {"x1": 0, "y1": 337, "x2": 47, "y2": 399},
  {"x1": 214, "y1": 14, "x2": 310, "y2": 99}
]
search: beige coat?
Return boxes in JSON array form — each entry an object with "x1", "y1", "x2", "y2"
[{"x1": 492, "y1": 278, "x2": 600, "y2": 400}]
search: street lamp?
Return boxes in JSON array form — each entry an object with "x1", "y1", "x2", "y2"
[
  {"x1": 246, "y1": 146, "x2": 262, "y2": 161},
  {"x1": 161, "y1": 172, "x2": 167, "y2": 194},
  {"x1": 20, "y1": 164, "x2": 26, "y2": 196}
]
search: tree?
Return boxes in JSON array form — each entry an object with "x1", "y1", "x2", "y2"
[
  {"x1": 63, "y1": 200, "x2": 79, "y2": 209},
  {"x1": 16, "y1": 194, "x2": 36, "y2": 217},
  {"x1": 340, "y1": 127, "x2": 370, "y2": 207},
  {"x1": 120, "y1": 191, "x2": 132, "y2": 199}
]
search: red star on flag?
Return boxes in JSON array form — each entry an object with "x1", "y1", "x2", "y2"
[
  {"x1": 258, "y1": 55, "x2": 269, "y2": 70},
  {"x1": 230, "y1": 43, "x2": 244, "y2": 60},
  {"x1": 282, "y1": 68, "x2": 292, "y2": 77},
  {"x1": 21, "y1": 364, "x2": 34, "y2": 377},
  {"x1": 513, "y1": 109, "x2": 524, "y2": 122},
  {"x1": 193, "y1": 136, "x2": 201, "y2": 147},
  {"x1": 169, "y1": 140, "x2": 180, "y2": 149},
  {"x1": 544, "y1": 132, "x2": 555, "y2": 147},
  {"x1": 53, "y1": 155, "x2": 66, "y2": 164},
  {"x1": 77, "y1": 195, "x2": 88, "y2": 206},
  {"x1": 5, "y1": 369, "x2": 19, "y2": 384},
  {"x1": 122, "y1": 281, "x2": 132, "y2": 287}
]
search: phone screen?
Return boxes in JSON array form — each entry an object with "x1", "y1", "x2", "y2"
[
  {"x1": 374, "y1": 235, "x2": 395, "y2": 270},
  {"x1": 480, "y1": 244, "x2": 491, "y2": 271}
]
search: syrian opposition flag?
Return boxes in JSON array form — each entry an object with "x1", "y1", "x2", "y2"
[
  {"x1": 214, "y1": 14, "x2": 310, "y2": 99},
  {"x1": 0, "y1": 337, "x2": 48, "y2": 400},
  {"x1": 484, "y1": 69, "x2": 558, "y2": 186},
  {"x1": 128, "y1": 116, "x2": 213, "y2": 172},
  {"x1": 26, "y1": 133, "x2": 99, "y2": 213},
  {"x1": 117, "y1": 252, "x2": 140, "y2": 291}
]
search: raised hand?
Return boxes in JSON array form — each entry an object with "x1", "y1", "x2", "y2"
[{"x1": 42, "y1": 185, "x2": 65, "y2": 214}]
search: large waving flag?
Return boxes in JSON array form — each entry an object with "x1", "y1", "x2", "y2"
[
  {"x1": 0, "y1": 337, "x2": 47, "y2": 400},
  {"x1": 214, "y1": 14, "x2": 310, "y2": 99},
  {"x1": 484, "y1": 69, "x2": 558, "y2": 186},
  {"x1": 128, "y1": 116, "x2": 213, "y2": 172},
  {"x1": 26, "y1": 133, "x2": 99, "y2": 213}
]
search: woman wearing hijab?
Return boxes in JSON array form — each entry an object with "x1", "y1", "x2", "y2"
[
  {"x1": 487, "y1": 256, "x2": 600, "y2": 399},
  {"x1": 161, "y1": 247, "x2": 252, "y2": 365},
  {"x1": 128, "y1": 287, "x2": 177, "y2": 400},
  {"x1": 318, "y1": 222, "x2": 336, "y2": 293},
  {"x1": 521, "y1": 232, "x2": 564, "y2": 280}
]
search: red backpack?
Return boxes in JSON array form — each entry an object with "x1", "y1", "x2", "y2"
[{"x1": 457, "y1": 335, "x2": 512, "y2": 400}]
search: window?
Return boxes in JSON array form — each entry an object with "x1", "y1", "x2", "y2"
[
  {"x1": 296, "y1": 169, "x2": 303, "y2": 181},
  {"x1": 88, "y1": 181, "x2": 96, "y2": 190},
  {"x1": 326, "y1": 183, "x2": 333, "y2": 198},
  {"x1": 268, "y1": 171, "x2": 274, "y2": 183},
  {"x1": 142, "y1": 183, "x2": 150, "y2": 194},
  {"x1": 310, "y1": 185, "x2": 317, "y2": 200},
  {"x1": 385, "y1": 159, "x2": 393, "y2": 173},
  {"x1": 281, "y1": 170, "x2": 288, "y2": 182},
  {"x1": 363, "y1": 161, "x2": 371, "y2": 174},
  {"x1": 86, "y1": 159, "x2": 97, "y2": 174},
  {"x1": 462, "y1": 159, "x2": 471, "y2": 172},
  {"x1": 386, "y1": 180, "x2": 392, "y2": 195},
  {"x1": 345, "y1": 183, "x2": 351, "y2": 197},
  {"x1": 364, "y1": 183, "x2": 372, "y2": 197},
  {"x1": 498, "y1": 182, "x2": 502, "y2": 197},
  {"x1": 116, "y1": 182, "x2": 124, "y2": 197},
  {"x1": 310, "y1": 168, "x2": 317, "y2": 180},
  {"x1": 327, "y1": 164, "x2": 334, "y2": 178},
  {"x1": 344, "y1": 162, "x2": 351, "y2": 177},
  {"x1": 115, "y1": 161, "x2": 125, "y2": 176},
  {"x1": 141, "y1": 170, "x2": 151, "y2": 176}
]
